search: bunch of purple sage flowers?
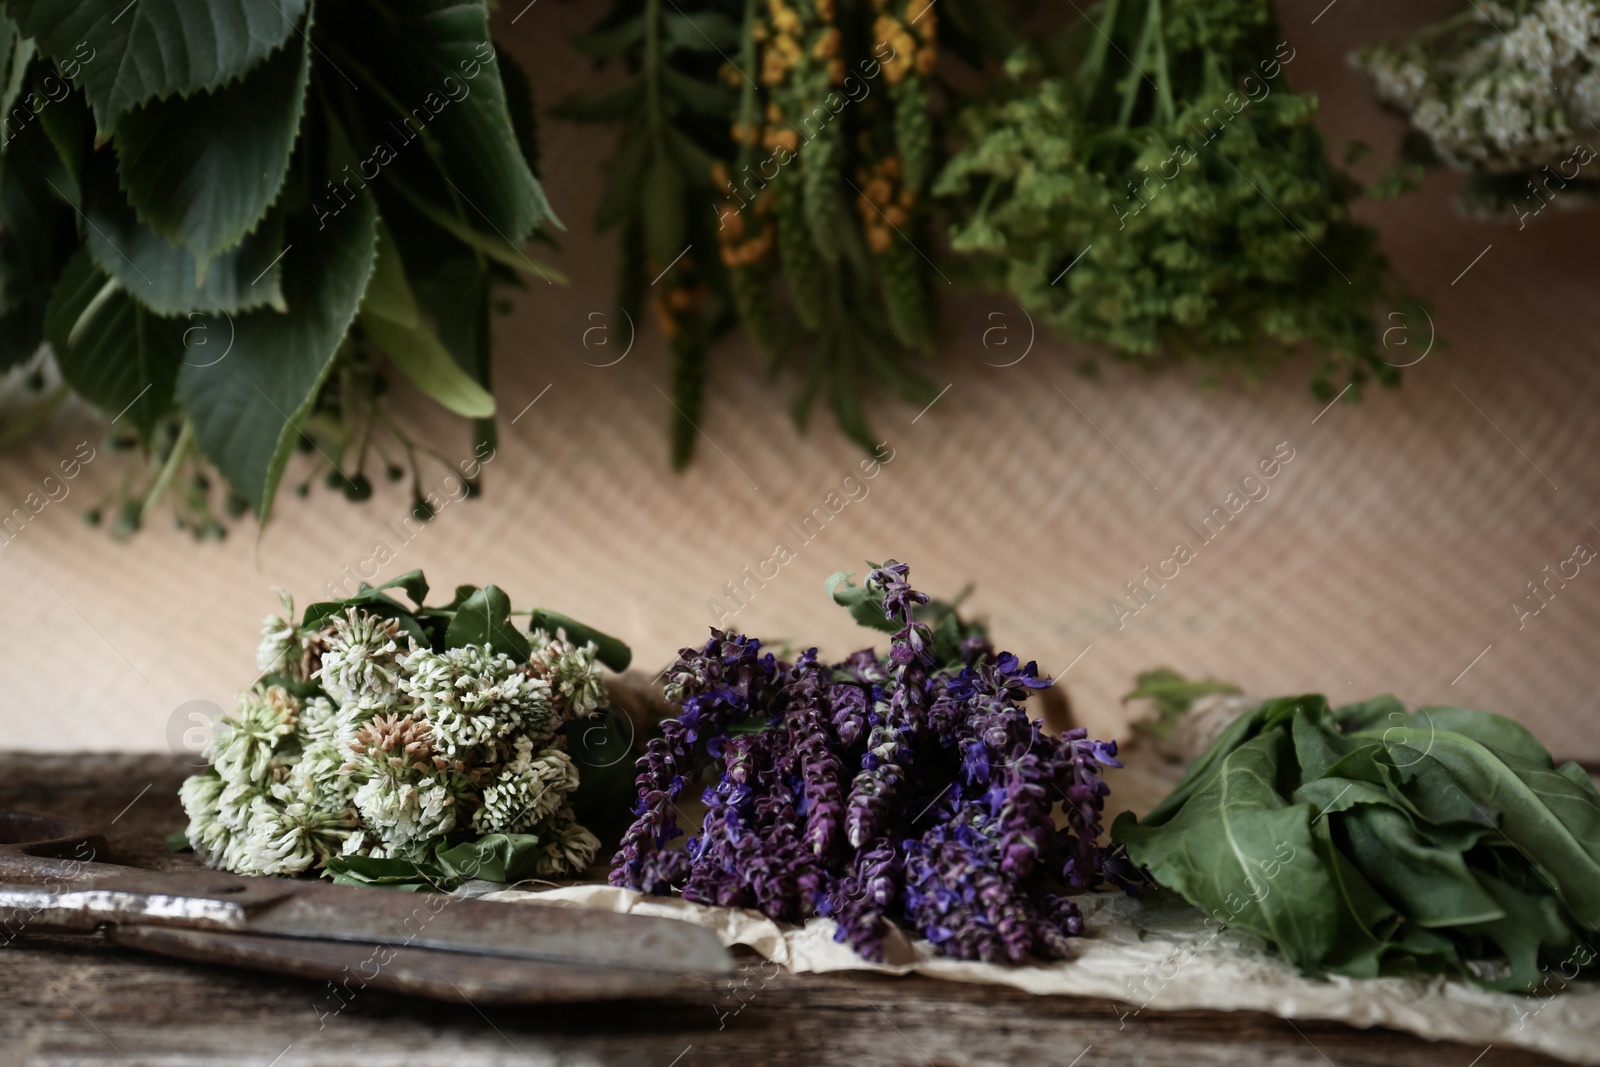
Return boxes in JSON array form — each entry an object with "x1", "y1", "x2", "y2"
[{"x1": 610, "y1": 560, "x2": 1136, "y2": 963}]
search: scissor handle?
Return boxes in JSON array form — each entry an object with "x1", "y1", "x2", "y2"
[{"x1": 0, "y1": 810, "x2": 111, "y2": 884}]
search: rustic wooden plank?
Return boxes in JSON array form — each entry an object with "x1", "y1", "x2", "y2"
[{"x1": 0, "y1": 754, "x2": 1571, "y2": 1067}]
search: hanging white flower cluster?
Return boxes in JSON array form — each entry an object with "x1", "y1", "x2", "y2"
[
  {"x1": 1354, "y1": 0, "x2": 1600, "y2": 173},
  {"x1": 181, "y1": 602, "x2": 605, "y2": 880}
]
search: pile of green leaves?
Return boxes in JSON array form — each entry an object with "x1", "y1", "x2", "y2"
[
  {"x1": 1113, "y1": 694, "x2": 1600, "y2": 989},
  {"x1": 0, "y1": 0, "x2": 555, "y2": 534},
  {"x1": 937, "y1": 0, "x2": 1418, "y2": 401}
]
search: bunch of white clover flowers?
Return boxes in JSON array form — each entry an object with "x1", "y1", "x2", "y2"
[
  {"x1": 1353, "y1": 0, "x2": 1600, "y2": 174},
  {"x1": 180, "y1": 601, "x2": 607, "y2": 881}
]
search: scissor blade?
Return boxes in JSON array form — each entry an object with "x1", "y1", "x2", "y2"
[
  {"x1": 243, "y1": 881, "x2": 731, "y2": 976},
  {"x1": 112, "y1": 924, "x2": 708, "y2": 1003}
]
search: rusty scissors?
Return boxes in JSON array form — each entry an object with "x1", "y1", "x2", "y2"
[{"x1": 0, "y1": 810, "x2": 730, "y2": 1002}]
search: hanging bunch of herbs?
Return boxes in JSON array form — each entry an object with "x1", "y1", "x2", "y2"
[
  {"x1": 0, "y1": 0, "x2": 557, "y2": 536},
  {"x1": 1352, "y1": 0, "x2": 1600, "y2": 219},
  {"x1": 563, "y1": 0, "x2": 1015, "y2": 464},
  {"x1": 936, "y1": 0, "x2": 1416, "y2": 401},
  {"x1": 554, "y1": 0, "x2": 742, "y2": 468}
]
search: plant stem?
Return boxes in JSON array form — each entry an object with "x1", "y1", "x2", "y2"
[{"x1": 140, "y1": 419, "x2": 194, "y2": 523}]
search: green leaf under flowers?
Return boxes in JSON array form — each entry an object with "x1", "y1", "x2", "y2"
[
  {"x1": 0, "y1": 0, "x2": 309, "y2": 130},
  {"x1": 435, "y1": 833, "x2": 545, "y2": 884},
  {"x1": 113, "y1": 17, "x2": 310, "y2": 265},
  {"x1": 84, "y1": 153, "x2": 287, "y2": 315},
  {"x1": 176, "y1": 190, "x2": 379, "y2": 521},
  {"x1": 528, "y1": 609, "x2": 631, "y2": 673},
  {"x1": 324, "y1": 852, "x2": 447, "y2": 892},
  {"x1": 1114, "y1": 728, "x2": 1341, "y2": 968},
  {"x1": 299, "y1": 584, "x2": 434, "y2": 650},
  {"x1": 359, "y1": 224, "x2": 495, "y2": 418},
  {"x1": 445, "y1": 584, "x2": 530, "y2": 662},
  {"x1": 44, "y1": 248, "x2": 177, "y2": 439}
]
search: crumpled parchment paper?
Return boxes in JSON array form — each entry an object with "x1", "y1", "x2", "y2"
[{"x1": 484, "y1": 883, "x2": 1600, "y2": 1065}]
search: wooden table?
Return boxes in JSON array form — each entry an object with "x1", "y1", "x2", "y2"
[{"x1": 0, "y1": 753, "x2": 1571, "y2": 1067}]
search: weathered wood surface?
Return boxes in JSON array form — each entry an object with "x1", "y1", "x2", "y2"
[{"x1": 0, "y1": 754, "x2": 1570, "y2": 1067}]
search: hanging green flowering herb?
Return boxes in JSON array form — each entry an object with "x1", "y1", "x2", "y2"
[
  {"x1": 937, "y1": 2, "x2": 1420, "y2": 401},
  {"x1": 1352, "y1": 0, "x2": 1600, "y2": 219}
]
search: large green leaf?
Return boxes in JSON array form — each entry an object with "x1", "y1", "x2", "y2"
[
  {"x1": 1139, "y1": 696, "x2": 1302, "y2": 827},
  {"x1": 113, "y1": 21, "x2": 309, "y2": 264},
  {"x1": 176, "y1": 192, "x2": 378, "y2": 520},
  {"x1": 390, "y1": 179, "x2": 564, "y2": 282},
  {"x1": 0, "y1": 94, "x2": 76, "y2": 366},
  {"x1": 0, "y1": 18, "x2": 33, "y2": 119},
  {"x1": 321, "y1": 0, "x2": 551, "y2": 243},
  {"x1": 494, "y1": 46, "x2": 540, "y2": 179},
  {"x1": 43, "y1": 248, "x2": 177, "y2": 438},
  {"x1": 1114, "y1": 728, "x2": 1341, "y2": 968},
  {"x1": 1307, "y1": 818, "x2": 1397, "y2": 978},
  {"x1": 444, "y1": 584, "x2": 529, "y2": 662},
  {"x1": 85, "y1": 153, "x2": 286, "y2": 315},
  {"x1": 1339, "y1": 803, "x2": 1504, "y2": 928},
  {"x1": 1359, "y1": 725, "x2": 1600, "y2": 927},
  {"x1": 0, "y1": 0, "x2": 308, "y2": 130},
  {"x1": 359, "y1": 224, "x2": 494, "y2": 418}
]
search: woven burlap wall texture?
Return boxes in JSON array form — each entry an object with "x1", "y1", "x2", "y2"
[{"x1": 0, "y1": 0, "x2": 1596, "y2": 759}]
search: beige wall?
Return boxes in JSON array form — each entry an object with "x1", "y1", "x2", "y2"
[{"x1": 2, "y1": 0, "x2": 1597, "y2": 760}]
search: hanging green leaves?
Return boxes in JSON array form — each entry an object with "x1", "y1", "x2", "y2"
[
  {"x1": 0, "y1": 0, "x2": 310, "y2": 130},
  {"x1": 936, "y1": 2, "x2": 1417, "y2": 401},
  {"x1": 176, "y1": 192, "x2": 379, "y2": 519},
  {"x1": 0, "y1": 0, "x2": 557, "y2": 537}
]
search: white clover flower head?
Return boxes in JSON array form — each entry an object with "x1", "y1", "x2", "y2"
[
  {"x1": 243, "y1": 790, "x2": 359, "y2": 876},
  {"x1": 183, "y1": 587, "x2": 607, "y2": 880},
  {"x1": 528, "y1": 807, "x2": 602, "y2": 877},
  {"x1": 179, "y1": 771, "x2": 230, "y2": 864},
  {"x1": 473, "y1": 739, "x2": 580, "y2": 835},
  {"x1": 317, "y1": 608, "x2": 414, "y2": 706},
  {"x1": 527, "y1": 629, "x2": 605, "y2": 719},
  {"x1": 402, "y1": 644, "x2": 558, "y2": 756},
  {"x1": 209, "y1": 685, "x2": 300, "y2": 786}
]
